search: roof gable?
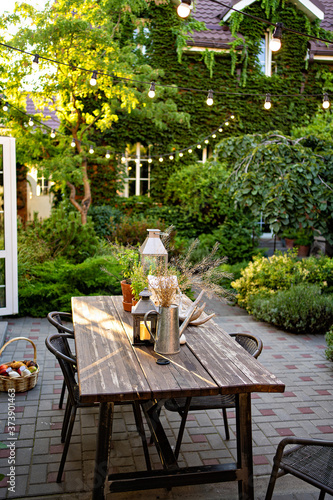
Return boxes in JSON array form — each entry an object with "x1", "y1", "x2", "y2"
[{"x1": 222, "y1": 0, "x2": 325, "y2": 22}]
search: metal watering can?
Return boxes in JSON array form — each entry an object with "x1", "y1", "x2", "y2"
[{"x1": 144, "y1": 304, "x2": 180, "y2": 355}]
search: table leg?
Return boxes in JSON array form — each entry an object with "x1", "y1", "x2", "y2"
[
  {"x1": 236, "y1": 393, "x2": 254, "y2": 500},
  {"x1": 92, "y1": 402, "x2": 114, "y2": 500}
]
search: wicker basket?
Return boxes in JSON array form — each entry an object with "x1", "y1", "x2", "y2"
[{"x1": 0, "y1": 337, "x2": 40, "y2": 392}]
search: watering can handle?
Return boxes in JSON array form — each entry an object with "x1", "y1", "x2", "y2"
[{"x1": 144, "y1": 310, "x2": 158, "y2": 340}]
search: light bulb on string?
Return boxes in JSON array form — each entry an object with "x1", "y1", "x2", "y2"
[
  {"x1": 204, "y1": 139, "x2": 209, "y2": 144},
  {"x1": 218, "y1": 127, "x2": 223, "y2": 132},
  {"x1": 212, "y1": 134, "x2": 216, "y2": 138},
  {"x1": 188, "y1": 148, "x2": 192, "y2": 153},
  {"x1": 197, "y1": 144, "x2": 201, "y2": 149},
  {"x1": 322, "y1": 93, "x2": 330, "y2": 109},
  {"x1": 2, "y1": 102, "x2": 8, "y2": 112},
  {"x1": 89, "y1": 145, "x2": 94, "y2": 154},
  {"x1": 50, "y1": 129, "x2": 56, "y2": 138},
  {"x1": 121, "y1": 153, "x2": 126, "y2": 163},
  {"x1": 71, "y1": 137, "x2": 76, "y2": 148},
  {"x1": 169, "y1": 155, "x2": 174, "y2": 160},
  {"x1": 148, "y1": 82, "x2": 156, "y2": 98},
  {"x1": 28, "y1": 118, "x2": 34, "y2": 126},
  {"x1": 90, "y1": 70, "x2": 98, "y2": 86},
  {"x1": 32, "y1": 54, "x2": 40, "y2": 70},
  {"x1": 225, "y1": 121, "x2": 229, "y2": 126},
  {"x1": 230, "y1": 114, "x2": 235, "y2": 120},
  {"x1": 270, "y1": 23, "x2": 283, "y2": 52},
  {"x1": 264, "y1": 93, "x2": 272, "y2": 110},
  {"x1": 159, "y1": 157, "x2": 163, "y2": 162},
  {"x1": 148, "y1": 156, "x2": 152, "y2": 163},
  {"x1": 105, "y1": 150, "x2": 111, "y2": 159},
  {"x1": 177, "y1": 0, "x2": 191, "y2": 19},
  {"x1": 179, "y1": 152, "x2": 183, "y2": 157},
  {"x1": 206, "y1": 89, "x2": 214, "y2": 106}
]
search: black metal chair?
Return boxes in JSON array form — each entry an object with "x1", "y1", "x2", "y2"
[
  {"x1": 45, "y1": 332, "x2": 151, "y2": 482},
  {"x1": 265, "y1": 437, "x2": 333, "y2": 500},
  {"x1": 164, "y1": 333, "x2": 263, "y2": 458},
  {"x1": 47, "y1": 311, "x2": 74, "y2": 409}
]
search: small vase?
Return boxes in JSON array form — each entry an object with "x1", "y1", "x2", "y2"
[
  {"x1": 120, "y1": 280, "x2": 134, "y2": 312},
  {"x1": 297, "y1": 245, "x2": 310, "y2": 257}
]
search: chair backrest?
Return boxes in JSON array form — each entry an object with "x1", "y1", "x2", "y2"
[
  {"x1": 45, "y1": 332, "x2": 78, "y2": 404},
  {"x1": 230, "y1": 333, "x2": 263, "y2": 359},
  {"x1": 47, "y1": 311, "x2": 73, "y2": 334}
]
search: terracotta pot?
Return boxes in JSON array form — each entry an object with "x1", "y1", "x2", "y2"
[
  {"x1": 120, "y1": 280, "x2": 134, "y2": 312},
  {"x1": 297, "y1": 245, "x2": 310, "y2": 257},
  {"x1": 285, "y1": 238, "x2": 294, "y2": 249},
  {"x1": 132, "y1": 298, "x2": 138, "y2": 307}
]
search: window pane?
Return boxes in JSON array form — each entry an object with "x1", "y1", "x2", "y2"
[
  {"x1": 141, "y1": 162, "x2": 149, "y2": 178},
  {"x1": 128, "y1": 180, "x2": 136, "y2": 196},
  {"x1": 258, "y1": 37, "x2": 266, "y2": 73},
  {"x1": 0, "y1": 259, "x2": 5, "y2": 308},
  {"x1": 140, "y1": 180, "x2": 149, "y2": 195}
]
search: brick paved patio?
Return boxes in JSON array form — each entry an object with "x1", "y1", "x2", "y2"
[{"x1": 0, "y1": 299, "x2": 332, "y2": 500}]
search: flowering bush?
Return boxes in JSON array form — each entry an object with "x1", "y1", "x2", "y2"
[{"x1": 232, "y1": 250, "x2": 333, "y2": 311}]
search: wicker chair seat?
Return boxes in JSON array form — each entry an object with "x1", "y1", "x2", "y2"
[{"x1": 280, "y1": 444, "x2": 333, "y2": 494}]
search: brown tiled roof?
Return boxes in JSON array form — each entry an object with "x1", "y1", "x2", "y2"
[
  {"x1": 188, "y1": 0, "x2": 333, "y2": 58},
  {"x1": 26, "y1": 96, "x2": 60, "y2": 130}
]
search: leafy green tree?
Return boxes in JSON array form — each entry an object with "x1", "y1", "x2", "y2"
[
  {"x1": 0, "y1": 0, "x2": 188, "y2": 223},
  {"x1": 215, "y1": 132, "x2": 333, "y2": 243}
]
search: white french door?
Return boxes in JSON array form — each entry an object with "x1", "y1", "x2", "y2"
[{"x1": 0, "y1": 137, "x2": 18, "y2": 315}]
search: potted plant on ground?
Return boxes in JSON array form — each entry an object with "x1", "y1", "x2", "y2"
[{"x1": 294, "y1": 229, "x2": 313, "y2": 257}]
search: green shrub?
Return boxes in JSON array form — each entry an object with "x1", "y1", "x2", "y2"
[
  {"x1": 88, "y1": 205, "x2": 123, "y2": 239},
  {"x1": 111, "y1": 215, "x2": 166, "y2": 246},
  {"x1": 248, "y1": 284, "x2": 333, "y2": 334},
  {"x1": 18, "y1": 255, "x2": 122, "y2": 317},
  {"x1": 232, "y1": 250, "x2": 333, "y2": 310},
  {"x1": 219, "y1": 261, "x2": 250, "y2": 290},
  {"x1": 325, "y1": 325, "x2": 333, "y2": 361}
]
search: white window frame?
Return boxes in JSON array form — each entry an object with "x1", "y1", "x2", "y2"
[
  {"x1": 0, "y1": 137, "x2": 18, "y2": 315},
  {"x1": 123, "y1": 142, "x2": 151, "y2": 197}
]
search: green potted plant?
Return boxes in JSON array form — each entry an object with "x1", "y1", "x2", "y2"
[
  {"x1": 108, "y1": 244, "x2": 140, "y2": 311},
  {"x1": 129, "y1": 262, "x2": 149, "y2": 305},
  {"x1": 281, "y1": 229, "x2": 298, "y2": 249},
  {"x1": 294, "y1": 228, "x2": 313, "y2": 257}
]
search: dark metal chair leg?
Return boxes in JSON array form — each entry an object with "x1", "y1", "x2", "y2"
[
  {"x1": 57, "y1": 406, "x2": 77, "y2": 482},
  {"x1": 59, "y1": 380, "x2": 66, "y2": 409},
  {"x1": 132, "y1": 401, "x2": 151, "y2": 471},
  {"x1": 222, "y1": 407, "x2": 230, "y2": 440},
  {"x1": 318, "y1": 491, "x2": 326, "y2": 500},
  {"x1": 61, "y1": 399, "x2": 72, "y2": 443}
]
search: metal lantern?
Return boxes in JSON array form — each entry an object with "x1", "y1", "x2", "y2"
[
  {"x1": 131, "y1": 288, "x2": 157, "y2": 345},
  {"x1": 139, "y1": 229, "x2": 168, "y2": 273}
]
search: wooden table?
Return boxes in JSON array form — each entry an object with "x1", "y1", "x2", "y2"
[{"x1": 72, "y1": 295, "x2": 285, "y2": 500}]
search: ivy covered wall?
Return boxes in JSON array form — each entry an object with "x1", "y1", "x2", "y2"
[{"x1": 101, "y1": 0, "x2": 333, "y2": 201}]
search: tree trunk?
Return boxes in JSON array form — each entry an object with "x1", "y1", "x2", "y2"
[{"x1": 67, "y1": 157, "x2": 91, "y2": 225}]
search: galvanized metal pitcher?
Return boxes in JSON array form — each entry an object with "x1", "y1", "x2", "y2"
[{"x1": 144, "y1": 304, "x2": 180, "y2": 355}]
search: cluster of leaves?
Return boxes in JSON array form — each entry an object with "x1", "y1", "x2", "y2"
[
  {"x1": 248, "y1": 284, "x2": 333, "y2": 334},
  {"x1": 232, "y1": 250, "x2": 333, "y2": 310},
  {"x1": 325, "y1": 325, "x2": 333, "y2": 362}
]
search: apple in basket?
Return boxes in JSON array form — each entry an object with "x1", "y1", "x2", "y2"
[{"x1": 0, "y1": 364, "x2": 9, "y2": 376}]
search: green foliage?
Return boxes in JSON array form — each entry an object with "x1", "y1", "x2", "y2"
[
  {"x1": 129, "y1": 262, "x2": 149, "y2": 301},
  {"x1": 18, "y1": 255, "x2": 122, "y2": 317},
  {"x1": 232, "y1": 251, "x2": 333, "y2": 310},
  {"x1": 218, "y1": 261, "x2": 250, "y2": 290},
  {"x1": 88, "y1": 205, "x2": 123, "y2": 239},
  {"x1": 111, "y1": 215, "x2": 166, "y2": 246},
  {"x1": 108, "y1": 244, "x2": 140, "y2": 283},
  {"x1": 325, "y1": 325, "x2": 333, "y2": 362},
  {"x1": 248, "y1": 284, "x2": 333, "y2": 334},
  {"x1": 22, "y1": 206, "x2": 100, "y2": 264}
]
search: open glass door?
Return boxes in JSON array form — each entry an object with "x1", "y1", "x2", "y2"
[{"x1": 0, "y1": 137, "x2": 18, "y2": 315}]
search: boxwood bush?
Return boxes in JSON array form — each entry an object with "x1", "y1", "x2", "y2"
[{"x1": 248, "y1": 284, "x2": 333, "y2": 334}]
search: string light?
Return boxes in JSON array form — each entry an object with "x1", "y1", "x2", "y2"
[
  {"x1": 28, "y1": 117, "x2": 34, "y2": 126},
  {"x1": 204, "y1": 139, "x2": 209, "y2": 144},
  {"x1": 121, "y1": 153, "x2": 126, "y2": 163},
  {"x1": 270, "y1": 23, "x2": 283, "y2": 52},
  {"x1": 50, "y1": 129, "x2": 56, "y2": 138},
  {"x1": 206, "y1": 89, "x2": 214, "y2": 106},
  {"x1": 264, "y1": 93, "x2": 272, "y2": 110},
  {"x1": 71, "y1": 137, "x2": 76, "y2": 147},
  {"x1": 179, "y1": 152, "x2": 183, "y2": 157},
  {"x1": 148, "y1": 156, "x2": 152, "y2": 163},
  {"x1": 218, "y1": 127, "x2": 223, "y2": 132},
  {"x1": 90, "y1": 70, "x2": 98, "y2": 86},
  {"x1": 177, "y1": 0, "x2": 191, "y2": 19},
  {"x1": 148, "y1": 82, "x2": 156, "y2": 98},
  {"x1": 230, "y1": 114, "x2": 235, "y2": 119},
  {"x1": 32, "y1": 54, "x2": 39, "y2": 70},
  {"x1": 89, "y1": 145, "x2": 94, "y2": 154},
  {"x1": 322, "y1": 93, "x2": 330, "y2": 109},
  {"x1": 212, "y1": 134, "x2": 216, "y2": 138},
  {"x1": 197, "y1": 144, "x2": 201, "y2": 149},
  {"x1": 3, "y1": 102, "x2": 9, "y2": 111},
  {"x1": 159, "y1": 157, "x2": 163, "y2": 162},
  {"x1": 188, "y1": 148, "x2": 192, "y2": 153},
  {"x1": 169, "y1": 155, "x2": 174, "y2": 160},
  {"x1": 105, "y1": 150, "x2": 111, "y2": 158},
  {"x1": 225, "y1": 121, "x2": 229, "y2": 126}
]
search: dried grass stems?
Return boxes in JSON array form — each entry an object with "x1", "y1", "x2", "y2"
[
  {"x1": 170, "y1": 240, "x2": 235, "y2": 301},
  {"x1": 148, "y1": 266, "x2": 179, "y2": 308}
]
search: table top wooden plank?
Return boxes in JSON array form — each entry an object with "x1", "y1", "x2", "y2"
[
  {"x1": 72, "y1": 295, "x2": 285, "y2": 403},
  {"x1": 112, "y1": 295, "x2": 220, "y2": 400},
  {"x1": 72, "y1": 296, "x2": 152, "y2": 403}
]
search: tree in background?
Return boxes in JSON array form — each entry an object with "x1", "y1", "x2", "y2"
[{"x1": 0, "y1": 0, "x2": 188, "y2": 223}]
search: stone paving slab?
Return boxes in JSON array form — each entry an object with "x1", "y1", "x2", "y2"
[{"x1": 0, "y1": 302, "x2": 332, "y2": 500}]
